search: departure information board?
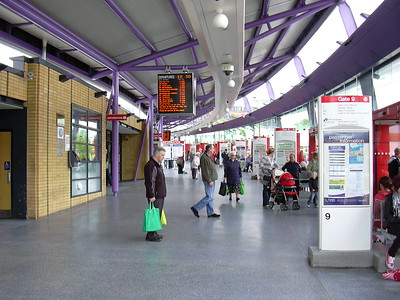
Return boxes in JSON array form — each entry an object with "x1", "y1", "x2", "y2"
[{"x1": 158, "y1": 73, "x2": 196, "y2": 116}]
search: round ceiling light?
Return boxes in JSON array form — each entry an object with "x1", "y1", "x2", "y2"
[
  {"x1": 227, "y1": 79, "x2": 235, "y2": 87},
  {"x1": 212, "y1": 13, "x2": 228, "y2": 30}
]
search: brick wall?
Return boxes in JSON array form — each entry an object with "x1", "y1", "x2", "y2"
[{"x1": 2, "y1": 60, "x2": 148, "y2": 219}]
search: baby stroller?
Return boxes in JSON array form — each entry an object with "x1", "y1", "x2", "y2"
[{"x1": 268, "y1": 169, "x2": 300, "y2": 211}]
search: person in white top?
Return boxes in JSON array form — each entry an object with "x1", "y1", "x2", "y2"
[
  {"x1": 191, "y1": 152, "x2": 200, "y2": 179},
  {"x1": 259, "y1": 148, "x2": 279, "y2": 207}
]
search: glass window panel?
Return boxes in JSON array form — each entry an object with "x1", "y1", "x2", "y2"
[
  {"x1": 375, "y1": 57, "x2": 400, "y2": 109},
  {"x1": 72, "y1": 179, "x2": 87, "y2": 196},
  {"x1": 88, "y1": 178, "x2": 101, "y2": 193},
  {"x1": 88, "y1": 146, "x2": 100, "y2": 161},
  {"x1": 72, "y1": 127, "x2": 87, "y2": 143},
  {"x1": 71, "y1": 106, "x2": 103, "y2": 197},
  {"x1": 88, "y1": 162, "x2": 101, "y2": 178},
  {"x1": 87, "y1": 112, "x2": 101, "y2": 129},
  {"x1": 72, "y1": 162, "x2": 87, "y2": 179},
  {"x1": 74, "y1": 144, "x2": 88, "y2": 161},
  {"x1": 88, "y1": 129, "x2": 98, "y2": 145},
  {"x1": 72, "y1": 107, "x2": 88, "y2": 126}
]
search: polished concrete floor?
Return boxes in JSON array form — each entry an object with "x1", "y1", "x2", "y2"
[{"x1": 0, "y1": 166, "x2": 398, "y2": 299}]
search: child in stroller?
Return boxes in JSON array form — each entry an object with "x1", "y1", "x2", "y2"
[{"x1": 268, "y1": 169, "x2": 300, "y2": 211}]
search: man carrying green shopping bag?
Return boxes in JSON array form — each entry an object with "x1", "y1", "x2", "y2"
[{"x1": 144, "y1": 147, "x2": 167, "y2": 242}]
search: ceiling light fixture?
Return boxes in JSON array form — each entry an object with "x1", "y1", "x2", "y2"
[
  {"x1": 212, "y1": 9, "x2": 228, "y2": 30},
  {"x1": 227, "y1": 79, "x2": 235, "y2": 87}
]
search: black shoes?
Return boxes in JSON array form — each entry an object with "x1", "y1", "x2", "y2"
[
  {"x1": 146, "y1": 235, "x2": 161, "y2": 242},
  {"x1": 236, "y1": 198, "x2": 240, "y2": 202},
  {"x1": 191, "y1": 206, "x2": 199, "y2": 218},
  {"x1": 208, "y1": 213, "x2": 220, "y2": 218}
]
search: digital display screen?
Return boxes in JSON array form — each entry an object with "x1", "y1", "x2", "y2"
[{"x1": 158, "y1": 73, "x2": 196, "y2": 116}]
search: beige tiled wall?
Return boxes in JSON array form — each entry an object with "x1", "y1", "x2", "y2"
[{"x1": 2, "y1": 61, "x2": 147, "y2": 219}]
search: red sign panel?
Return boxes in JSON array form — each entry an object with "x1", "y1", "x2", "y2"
[{"x1": 106, "y1": 114, "x2": 127, "y2": 121}]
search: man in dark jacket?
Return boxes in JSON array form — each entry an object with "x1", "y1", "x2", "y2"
[
  {"x1": 388, "y1": 147, "x2": 400, "y2": 179},
  {"x1": 190, "y1": 144, "x2": 220, "y2": 218},
  {"x1": 144, "y1": 147, "x2": 167, "y2": 242}
]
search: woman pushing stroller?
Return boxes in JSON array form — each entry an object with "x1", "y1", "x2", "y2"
[{"x1": 259, "y1": 148, "x2": 279, "y2": 208}]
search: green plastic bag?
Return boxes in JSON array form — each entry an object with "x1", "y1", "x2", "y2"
[
  {"x1": 142, "y1": 202, "x2": 162, "y2": 232},
  {"x1": 239, "y1": 181, "x2": 245, "y2": 195}
]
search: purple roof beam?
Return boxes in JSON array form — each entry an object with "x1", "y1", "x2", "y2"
[
  {"x1": 93, "y1": 40, "x2": 199, "y2": 79},
  {"x1": 245, "y1": 0, "x2": 336, "y2": 30},
  {"x1": 104, "y1": 0, "x2": 165, "y2": 66},
  {"x1": 245, "y1": 1, "x2": 336, "y2": 47},
  {"x1": 338, "y1": 1, "x2": 357, "y2": 37},
  {"x1": 124, "y1": 61, "x2": 207, "y2": 71},
  {"x1": 244, "y1": 1, "x2": 313, "y2": 87},
  {"x1": 169, "y1": 0, "x2": 206, "y2": 96},
  {"x1": 244, "y1": 0, "x2": 271, "y2": 68},
  {"x1": 0, "y1": 0, "x2": 117, "y2": 70},
  {"x1": 294, "y1": 56, "x2": 306, "y2": 81}
]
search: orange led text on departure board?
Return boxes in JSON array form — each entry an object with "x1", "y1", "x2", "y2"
[{"x1": 158, "y1": 73, "x2": 194, "y2": 115}]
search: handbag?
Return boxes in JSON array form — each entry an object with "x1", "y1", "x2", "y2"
[
  {"x1": 219, "y1": 181, "x2": 228, "y2": 196},
  {"x1": 161, "y1": 209, "x2": 167, "y2": 226},
  {"x1": 142, "y1": 202, "x2": 162, "y2": 232},
  {"x1": 239, "y1": 181, "x2": 245, "y2": 195}
]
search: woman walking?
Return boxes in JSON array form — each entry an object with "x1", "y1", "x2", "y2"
[{"x1": 224, "y1": 152, "x2": 242, "y2": 201}]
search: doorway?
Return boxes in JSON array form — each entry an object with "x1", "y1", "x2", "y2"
[{"x1": 0, "y1": 131, "x2": 11, "y2": 218}]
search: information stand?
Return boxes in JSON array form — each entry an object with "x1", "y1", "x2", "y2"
[
  {"x1": 275, "y1": 128, "x2": 296, "y2": 166},
  {"x1": 318, "y1": 96, "x2": 372, "y2": 251},
  {"x1": 308, "y1": 96, "x2": 373, "y2": 268}
]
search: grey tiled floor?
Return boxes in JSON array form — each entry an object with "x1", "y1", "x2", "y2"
[{"x1": 0, "y1": 167, "x2": 398, "y2": 299}]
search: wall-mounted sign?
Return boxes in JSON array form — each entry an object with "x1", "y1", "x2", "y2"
[
  {"x1": 57, "y1": 127, "x2": 64, "y2": 139},
  {"x1": 158, "y1": 73, "x2": 196, "y2": 116},
  {"x1": 106, "y1": 114, "x2": 127, "y2": 121}
]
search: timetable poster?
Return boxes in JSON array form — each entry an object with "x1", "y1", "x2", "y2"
[
  {"x1": 322, "y1": 131, "x2": 369, "y2": 206},
  {"x1": 172, "y1": 143, "x2": 184, "y2": 159},
  {"x1": 275, "y1": 128, "x2": 296, "y2": 166},
  {"x1": 253, "y1": 137, "x2": 267, "y2": 165}
]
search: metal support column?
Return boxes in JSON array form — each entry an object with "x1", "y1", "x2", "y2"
[{"x1": 111, "y1": 71, "x2": 119, "y2": 196}]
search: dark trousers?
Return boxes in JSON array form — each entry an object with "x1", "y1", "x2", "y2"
[
  {"x1": 388, "y1": 223, "x2": 400, "y2": 257},
  {"x1": 191, "y1": 168, "x2": 197, "y2": 179},
  {"x1": 262, "y1": 184, "x2": 271, "y2": 206},
  {"x1": 178, "y1": 164, "x2": 184, "y2": 174},
  {"x1": 106, "y1": 168, "x2": 112, "y2": 185},
  {"x1": 146, "y1": 197, "x2": 164, "y2": 239}
]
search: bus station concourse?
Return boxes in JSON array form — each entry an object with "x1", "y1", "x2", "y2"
[
  {"x1": 1, "y1": 0, "x2": 400, "y2": 298},
  {"x1": 0, "y1": 168, "x2": 398, "y2": 299}
]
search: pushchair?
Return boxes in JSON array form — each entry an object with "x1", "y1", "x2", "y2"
[{"x1": 268, "y1": 169, "x2": 300, "y2": 211}]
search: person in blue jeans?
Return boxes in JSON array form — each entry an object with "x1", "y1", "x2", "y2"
[
  {"x1": 307, "y1": 171, "x2": 318, "y2": 208},
  {"x1": 191, "y1": 144, "x2": 220, "y2": 218}
]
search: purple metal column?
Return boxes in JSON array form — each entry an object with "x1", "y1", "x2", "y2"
[
  {"x1": 294, "y1": 56, "x2": 306, "y2": 81},
  {"x1": 111, "y1": 71, "x2": 119, "y2": 196},
  {"x1": 265, "y1": 81, "x2": 275, "y2": 101},
  {"x1": 148, "y1": 97, "x2": 154, "y2": 159},
  {"x1": 158, "y1": 116, "x2": 164, "y2": 134},
  {"x1": 243, "y1": 96, "x2": 251, "y2": 112},
  {"x1": 338, "y1": 1, "x2": 357, "y2": 37}
]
